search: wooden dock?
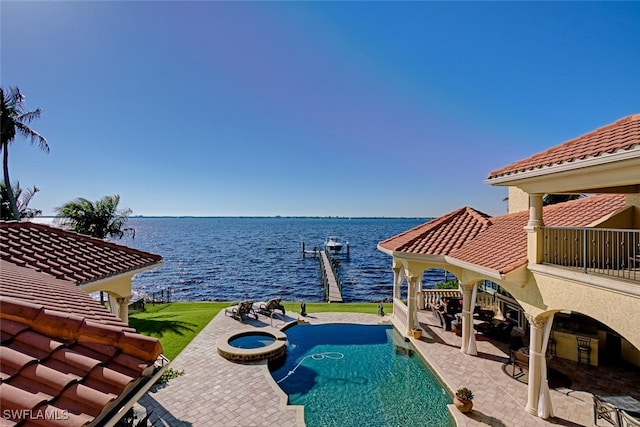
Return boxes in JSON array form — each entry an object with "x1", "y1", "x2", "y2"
[{"x1": 319, "y1": 250, "x2": 343, "y2": 302}]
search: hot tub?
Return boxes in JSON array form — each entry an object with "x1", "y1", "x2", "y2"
[{"x1": 217, "y1": 329, "x2": 287, "y2": 362}]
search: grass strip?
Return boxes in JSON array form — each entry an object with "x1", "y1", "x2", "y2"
[{"x1": 129, "y1": 301, "x2": 393, "y2": 360}]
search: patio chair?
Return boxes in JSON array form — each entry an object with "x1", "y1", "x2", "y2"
[
  {"x1": 593, "y1": 395, "x2": 621, "y2": 427},
  {"x1": 510, "y1": 349, "x2": 529, "y2": 378},
  {"x1": 620, "y1": 410, "x2": 640, "y2": 427},
  {"x1": 256, "y1": 297, "x2": 286, "y2": 317},
  {"x1": 224, "y1": 300, "x2": 257, "y2": 323}
]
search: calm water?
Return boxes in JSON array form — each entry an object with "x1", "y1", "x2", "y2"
[
  {"x1": 270, "y1": 324, "x2": 454, "y2": 427},
  {"x1": 118, "y1": 217, "x2": 447, "y2": 302}
]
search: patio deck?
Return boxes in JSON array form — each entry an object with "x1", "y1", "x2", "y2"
[{"x1": 139, "y1": 308, "x2": 639, "y2": 426}]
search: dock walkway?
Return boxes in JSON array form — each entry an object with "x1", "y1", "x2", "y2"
[{"x1": 319, "y1": 250, "x2": 343, "y2": 302}]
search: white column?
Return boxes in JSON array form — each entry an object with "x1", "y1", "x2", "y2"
[
  {"x1": 116, "y1": 296, "x2": 130, "y2": 324},
  {"x1": 460, "y1": 282, "x2": 473, "y2": 354},
  {"x1": 526, "y1": 193, "x2": 544, "y2": 229},
  {"x1": 417, "y1": 278, "x2": 425, "y2": 310},
  {"x1": 525, "y1": 313, "x2": 547, "y2": 415},
  {"x1": 392, "y1": 265, "x2": 404, "y2": 300},
  {"x1": 406, "y1": 275, "x2": 419, "y2": 335}
]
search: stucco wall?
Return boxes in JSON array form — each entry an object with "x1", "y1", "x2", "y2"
[
  {"x1": 508, "y1": 187, "x2": 529, "y2": 214},
  {"x1": 530, "y1": 271, "x2": 640, "y2": 356}
]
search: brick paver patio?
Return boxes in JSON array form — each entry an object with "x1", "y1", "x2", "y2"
[{"x1": 140, "y1": 308, "x2": 637, "y2": 426}]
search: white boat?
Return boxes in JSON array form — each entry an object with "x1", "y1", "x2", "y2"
[{"x1": 324, "y1": 236, "x2": 344, "y2": 252}]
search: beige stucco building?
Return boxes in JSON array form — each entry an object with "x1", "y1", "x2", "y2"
[{"x1": 378, "y1": 113, "x2": 640, "y2": 419}]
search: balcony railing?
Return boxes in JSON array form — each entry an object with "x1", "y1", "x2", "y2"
[{"x1": 541, "y1": 226, "x2": 640, "y2": 283}]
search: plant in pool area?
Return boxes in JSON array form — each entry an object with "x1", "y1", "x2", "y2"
[
  {"x1": 455, "y1": 387, "x2": 474, "y2": 402},
  {"x1": 158, "y1": 367, "x2": 185, "y2": 384},
  {"x1": 454, "y1": 387, "x2": 474, "y2": 413}
]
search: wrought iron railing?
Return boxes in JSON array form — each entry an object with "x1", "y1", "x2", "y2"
[{"x1": 541, "y1": 226, "x2": 640, "y2": 283}]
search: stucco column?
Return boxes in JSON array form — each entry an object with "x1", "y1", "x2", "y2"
[
  {"x1": 460, "y1": 282, "x2": 474, "y2": 354},
  {"x1": 524, "y1": 313, "x2": 547, "y2": 415},
  {"x1": 417, "y1": 279, "x2": 425, "y2": 310},
  {"x1": 406, "y1": 275, "x2": 419, "y2": 335},
  {"x1": 392, "y1": 265, "x2": 403, "y2": 300},
  {"x1": 116, "y1": 296, "x2": 130, "y2": 324},
  {"x1": 526, "y1": 193, "x2": 544, "y2": 228},
  {"x1": 525, "y1": 193, "x2": 545, "y2": 264}
]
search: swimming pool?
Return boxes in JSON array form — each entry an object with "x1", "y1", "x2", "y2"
[{"x1": 270, "y1": 324, "x2": 454, "y2": 427}]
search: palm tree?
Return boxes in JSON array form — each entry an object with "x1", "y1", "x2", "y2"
[
  {"x1": 55, "y1": 194, "x2": 135, "y2": 239},
  {"x1": 1, "y1": 86, "x2": 48, "y2": 220},
  {"x1": 0, "y1": 181, "x2": 41, "y2": 220},
  {"x1": 542, "y1": 194, "x2": 586, "y2": 206}
]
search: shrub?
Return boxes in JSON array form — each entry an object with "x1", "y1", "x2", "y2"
[{"x1": 456, "y1": 387, "x2": 474, "y2": 402}]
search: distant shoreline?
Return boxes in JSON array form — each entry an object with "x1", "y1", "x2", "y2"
[{"x1": 35, "y1": 215, "x2": 432, "y2": 220}]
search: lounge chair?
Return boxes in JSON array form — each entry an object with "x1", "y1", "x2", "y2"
[
  {"x1": 256, "y1": 298, "x2": 285, "y2": 317},
  {"x1": 224, "y1": 300, "x2": 257, "y2": 323}
]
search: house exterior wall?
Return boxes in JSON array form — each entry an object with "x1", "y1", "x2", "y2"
[
  {"x1": 530, "y1": 270, "x2": 640, "y2": 362},
  {"x1": 508, "y1": 187, "x2": 530, "y2": 214},
  {"x1": 625, "y1": 193, "x2": 640, "y2": 227}
]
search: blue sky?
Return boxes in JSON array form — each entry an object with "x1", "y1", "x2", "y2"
[{"x1": 2, "y1": 1, "x2": 639, "y2": 217}]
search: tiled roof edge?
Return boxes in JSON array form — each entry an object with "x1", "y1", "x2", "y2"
[
  {"x1": 487, "y1": 113, "x2": 640, "y2": 179},
  {"x1": 0, "y1": 220, "x2": 162, "y2": 262},
  {"x1": 0, "y1": 296, "x2": 162, "y2": 362}
]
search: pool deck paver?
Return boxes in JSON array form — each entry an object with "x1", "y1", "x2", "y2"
[{"x1": 140, "y1": 309, "x2": 635, "y2": 426}]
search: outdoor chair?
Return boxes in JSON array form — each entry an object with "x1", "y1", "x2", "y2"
[
  {"x1": 432, "y1": 306, "x2": 453, "y2": 331},
  {"x1": 256, "y1": 297, "x2": 286, "y2": 317},
  {"x1": 593, "y1": 395, "x2": 621, "y2": 427},
  {"x1": 224, "y1": 300, "x2": 257, "y2": 323},
  {"x1": 620, "y1": 410, "x2": 640, "y2": 427},
  {"x1": 577, "y1": 337, "x2": 592, "y2": 366},
  {"x1": 510, "y1": 349, "x2": 529, "y2": 378}
]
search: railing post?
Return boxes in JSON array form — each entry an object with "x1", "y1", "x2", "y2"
[{"x1": 583, "y1": 228, "x2": 588, "y2": 274}]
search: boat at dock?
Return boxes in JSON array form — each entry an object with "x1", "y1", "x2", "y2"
[{"x1": 324, "y1": 236, "x2": 345, "y2": 253}]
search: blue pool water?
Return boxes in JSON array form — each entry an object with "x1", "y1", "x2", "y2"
[
  {"x1": 270, "y1": 324, "x2": 454, "y2": 427},
  {"x1": 229, "y1": 334, "x2": 276, "y2": 349}
]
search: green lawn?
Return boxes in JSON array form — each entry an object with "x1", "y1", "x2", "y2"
[{"x1": 129, "y1": 302, "x2": 392, "y2": 360}]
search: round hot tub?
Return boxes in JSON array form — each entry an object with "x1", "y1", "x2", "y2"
[{"x1": 217, "y1": 329, "x2": 286, "y2": 362}]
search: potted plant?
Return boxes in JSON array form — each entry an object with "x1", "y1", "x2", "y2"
[{"x1": 453, "y1": 387, "x2": 474, "y2": 413}]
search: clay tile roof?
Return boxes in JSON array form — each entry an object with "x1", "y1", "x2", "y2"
[
  {"x1": 380, "y1": 194, "x2": 627, "y2": 276},
  {"x1": 0, "y1": 221, "x2": 162, "y2": 285},
  {"x1": 487, "y1": 114, "x2": 640, "y2": 180},
  {"x1": 449, "y1": 194, "x2": 627, "y2": 274},
  {"x1": 0, "y1": 261, "x2": 164, "y2": 426},
  {"x1": 378, "y1": 207, "x2": 492, "y2": 256}
]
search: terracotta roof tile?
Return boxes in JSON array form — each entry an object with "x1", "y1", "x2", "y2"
[
  {"x1": 0, "y1": 221, "x2": 162, "y2": 285},
  {"x1": 487, "y1": 114, "x2": 640, "y2": 180},
  {"x1": 9, "y1": 331, "x2": 65, "y2": 360},
  {"x1": 23, "y1": 403, "x2": 94, "y2": 427},
  {"x1": 380, "y1": 194, "x2": 627, "y2": 275},
  {"x1": 378, "y1": 207, "x2": 492, "y2": 255},
  {"x1": 6, "y1": 364, "x2": 77, "y2": 400},
  {"x1": 0, "y1": 262, "x2": 164, "y2": 426}
]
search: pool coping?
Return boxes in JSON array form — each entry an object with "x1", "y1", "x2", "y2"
[{"x1": 217, "y1": 328, "x2": 287, "y2": 362}]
